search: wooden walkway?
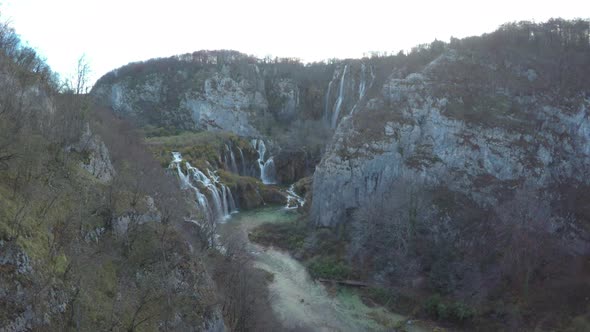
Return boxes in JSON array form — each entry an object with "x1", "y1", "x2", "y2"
[{"x1": 317, "y1": 278, "x2": 370, "y2": 287}]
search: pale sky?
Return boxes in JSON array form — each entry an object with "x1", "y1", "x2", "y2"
[{"x1": 1, "y1": 0, "x2": 588, "y2": 86}]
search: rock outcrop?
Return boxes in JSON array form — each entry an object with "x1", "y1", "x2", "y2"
[{"x1": 71, "y1": 123, "x2": 116, "y2": 183}]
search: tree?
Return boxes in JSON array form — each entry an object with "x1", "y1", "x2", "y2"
[
  {"x1": 61, "y1": 54, "x2": 91, "y2": 94},
  {"x1": 349, "y1": 179, "x2": 429, "y2": 282},
  {"x1": 494, "y1": 186, "x2": 555, "y2": 299}
]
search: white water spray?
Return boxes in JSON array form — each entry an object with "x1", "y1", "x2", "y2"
[
  {"x1": 285, "y1": 184, "x2": 305, "y2": 209},
  {"x1": 331, "y1": 64, "x2": 348, "y2": 129},
  {"x1": 170, "y1": 152, "x2": 237, "y2": 223},
  {"x1": 251, "y1": 139, "x2": 276, "y2": 184},
  {"x1": 238, "y1": 147, "x2": 247, "y2": 176},
  {"x1": 324, "y1": 80, "x2": 334, "y2": 123}
]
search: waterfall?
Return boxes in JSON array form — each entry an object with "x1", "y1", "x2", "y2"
[
  {"x1": 238, "y1": 147, "x2": 246, "y2": 176},
  {"x1": 285, "y1": 184, "x2": 305, "y2": 209},
  {"x1": 262, "y1": 157, "x2": 276, "y2": 184},
  {"x1": 170, "y1": 152, "x2": 237, "y2": 223},
  {"x1": 251, "y1": 139, "x2": 276, "y2": 184},
  {"x1": 324, "y1": 80, "x2": 334, "y2": 123},
  {"x1": 225, "y1": 144, "x2": 239, "y2": 174},
  {"x1": 230, "y1": 149, "x2": 238, "y2": 174},
  {"x1": 227, "y1": 186, "x2": 237, "y2": 212},
  {"x1": 359, "y1": 63, "x2": 367, "y2": 99},
  {"x1": 172, "y1": 151, "x2": 182, "y2": 164},
  {"x1": 170, "y1": 153, "x2": 212, "y2": 220},
  {"x1": 351, "y1": 63, "x2": 376, "y2": 115},
  {"x1": 221, "y1": 185, "x2": 229, "y2": 217},
  {"x1": 331, "y1": 64, "x2": 348, "y2": 129}
]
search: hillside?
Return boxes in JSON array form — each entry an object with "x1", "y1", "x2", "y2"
[
  {"x1": 310, "y1": 19, "x2": 590, "y2": 330},
  {"x1": 0, "y1": 22, "x2": 225, "y2": 331}
]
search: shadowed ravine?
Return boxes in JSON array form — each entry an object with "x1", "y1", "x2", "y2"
[{"x1": 219, "y1": 207, "x2": 430, "y2": 332}]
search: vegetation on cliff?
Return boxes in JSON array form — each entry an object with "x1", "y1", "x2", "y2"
[{"x1": 0, "y1": 20, "x2": 223, "y2": 330}]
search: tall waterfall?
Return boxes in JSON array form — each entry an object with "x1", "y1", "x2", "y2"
[
  {"x1": 170, "y1": 152, "x2": 237, "y2": 222},
  {"x1": 331, "y1": 64, "x2": 348, "y2": 129},
  {"x1": 324, "y1": 63, "x2": 376, "y2": 127},
  {"x1": 359, "y1": 63, "x2": 367, "y2": 99},
  {"x1": 251, "y1": 139, "x2": 276, "y2": 184},
  {"x1": 351, "y1": 63, "x2": 375, "y2": 115},
  {"x1": 323, "y1": 80, "x2": 334, "y2": 123}
]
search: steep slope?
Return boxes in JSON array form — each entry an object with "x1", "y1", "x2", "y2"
[
  {"x1": 0, "y1": 22, "x2": 224, "y2": 331},
  {"x1": 311, "y1": 20, "x2": 590, "y2": 329}
]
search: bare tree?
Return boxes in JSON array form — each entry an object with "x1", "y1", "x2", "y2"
[
  {"x1": 494, "y1": 186, "x2": 555, "y2": 299},
  {"x1": 349, "y1": 179, "x2": 428, "y2": 282},
  {"x1": 58, "y1": 54, "x2": 91, "y2": 94}
]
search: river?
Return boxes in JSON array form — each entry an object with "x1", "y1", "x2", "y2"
[{"x1": 218, "y1": 206, "x2": 431, "y2": 332}]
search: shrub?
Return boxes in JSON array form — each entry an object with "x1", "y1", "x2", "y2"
[
  {"x1": 368, "y1": 287, "x2": 398, "y2": 306},
  {"x1": 308, "y1": 256, "x2": 352, "y2": 280},
  {"x1": 449, "y1": 302, "x2": 476, "y2": 322},
  {"x1": 249, "y1": 220, "x2": 306, "y2": 251},
  {"x1": 424, "y1": 294, "x2": 475, "y2": 323},
  {"x1": 568, "y1": 314, "x2": 590, "y2": 332}
]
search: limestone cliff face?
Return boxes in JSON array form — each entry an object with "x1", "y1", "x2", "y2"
[
  {"x1": 93, "y1": 65, "x2": 263, "y2": 136},
  {"x1": 92, "y1": 51, "x2": 309, "y2": 137},
  {"x1": 312, "y1": 50, "x2": 590, "y2": 228}
]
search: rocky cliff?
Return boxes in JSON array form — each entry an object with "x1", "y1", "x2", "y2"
[
  {"x1": 91, "y1": 51, "x2": 373, "y2": 185},
  {"x1": 92, "y1": 51, "x2": 316, "y2": 136},
  {"x1": 313, "y1": 49, "x2": 590, "y2": 227}
]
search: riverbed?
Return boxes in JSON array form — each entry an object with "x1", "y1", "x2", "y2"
[{"x1": 218, "y1": 206, "x2": 431, "y2": 332}]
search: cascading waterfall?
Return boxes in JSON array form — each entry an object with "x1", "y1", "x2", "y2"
[
  {"x1": 285, "y1": 184, "x2": 305, "y2": 209},
  {"x1": 331, "y1": 64, "x2": 348, "y2": 129},
  {"x1": 251, "y1": 138, "x2": 276, "y2": 184},
  {"x1": 170, "y1": 153, "x2": 212, "y2": 220},
  {"x1": 170, "y1": 152, "x2": 237, "y2": 222}
]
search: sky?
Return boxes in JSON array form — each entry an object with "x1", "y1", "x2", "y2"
[{"x1": 1, "y1": 0, "x2": 588, "y2": 86}]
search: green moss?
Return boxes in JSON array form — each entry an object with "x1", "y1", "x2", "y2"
[
  {"x1": 147, "y1": 130, "x2": 257, "y2": 172},
  {"x1": 142, "y1": 125, "x2": 184, "y2": 138},
  {"x1": 99, "y1": 260, "x2": 117, "y2": 298},
  {"x1": 53, "y1": 253, "x2": 68, "y2": 275},
  {"x1": 217, "y1": 169, "x2": 259, "y2": 188},
  {"x1": 568, "y1": 314, "x2": 590, "y2": 332}
]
